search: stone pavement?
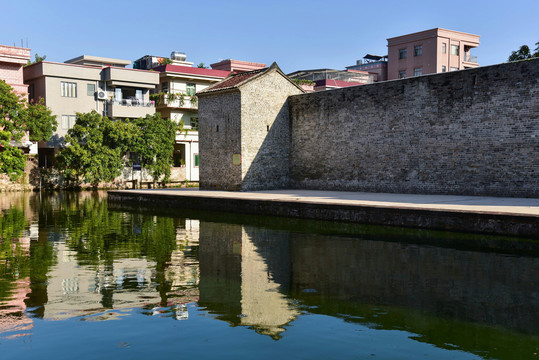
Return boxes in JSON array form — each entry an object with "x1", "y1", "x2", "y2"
[{"x1": 112, "y1": 188, "x2": 539, "y2": 217}]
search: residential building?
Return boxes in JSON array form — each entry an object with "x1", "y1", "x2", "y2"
[
  {"x1": 0, "y1": 44, "x2": 30, "y2": 95},
  {"x1": 134, "y1": 52, "x2": 230, "y2": 181},
  {"x1": 345, "y1": 54, "x2": 388, "y2": 82},
  {"x1": 210, "y1": 59, "x2": 266, "y2": 73},
  {"x1": 0, "y1": 44, "x2": 35, "y2": 153},
  {"x1": 387, "y1": 28, "x2": 479, "y2": 80},
  {"x1": 287, "y1": 68, "x2": 375, "y2": 91},
  {"x1": 24, "y1": 55, "x2": 159, "y2": 167}
]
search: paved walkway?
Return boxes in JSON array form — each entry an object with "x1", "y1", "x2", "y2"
[{"x1": 113, "y1": 188, "x2": 539, "y2": 217}]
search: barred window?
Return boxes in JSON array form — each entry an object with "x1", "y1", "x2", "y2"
[
  {"x1": 61, "y1": 82, "x2": 77, "y2": 97},
  {"x1": 61, "y1": 115, "x2": 77, "y2": 130}
]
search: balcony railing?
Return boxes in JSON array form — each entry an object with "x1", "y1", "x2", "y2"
[
  {"x1": 464, "y1": 55, "x2": 478, "y2": 63},
  {"x1": 106, "y1": 98, "x2": 155, "y2": 118},
  {"x1": 109, "y1": 98, "x2": 155, "y2": 107}
]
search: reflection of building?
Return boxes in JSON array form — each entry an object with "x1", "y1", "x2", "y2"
[
  {"x1": 23, "y1": 56, "x2": 159, "y2": 167},
  {"x1": 387, "y1": 28, "x2": 480, "y2": 80},
  {"x1": 198, "y1": 222, "x2": 299, "y2": 339}
]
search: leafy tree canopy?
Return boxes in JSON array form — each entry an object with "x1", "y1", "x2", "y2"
[
  {"x1": 197, "y1": 62, "x2": 208, "y2": 69},
  {"x1": 0, "y1": 80, "x2": 56, "y2": 180},
  {"x1": 56, "y1": 111, "x2": 177, "y2": 186},
  {"x1": 508, "y1": 42, "x2": 539, "y2": 61},
  {"x1": 25, "y1": 53, "x2": 46, "y2": 67}
]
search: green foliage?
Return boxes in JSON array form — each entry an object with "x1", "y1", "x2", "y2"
[
  {"x1": 25, "y1": 53, "x2": 46, "y2": 67},
  {"x1": 0, "y1": 140, "x2": 25, "y2": 180},
  {"x1": 197, "y1": 62, "x2": 208, "y2": 68},
  {"x1": 508, "y1": 42, "x2": 539, "y2": 61},
  {"x1": 292, "y1": 78, "x2": 316, "y2": 86},
  {"x1": 57, "y1": 111, "x2": 176, "y2": 185},
  {"x1": 56, "y1": 111, "x2": 129, "y2": 187},
  {"x1": 0, "y1": 80, "x2": 56, "y2": 179},
  {"x1": 129, "y1": 113, "x2": 177, "y2": 182}
]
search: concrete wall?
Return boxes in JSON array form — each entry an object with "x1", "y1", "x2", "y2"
[
  {"x1": 289, "y1": 59, "x2": 539, "y2": 197},
  {"x1": 198, "y1": 91, "x2": 243, "y2": 190},
  {"x1": 240, "y1": 70, "x2": 303, "y2": 190}
]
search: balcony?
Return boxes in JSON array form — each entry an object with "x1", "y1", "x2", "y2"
[
  {"x1": 106, "y1": 99, "x2": 155, "y2": 119},
  {"x1": 464, "y1": 55, "x2": 478, "y2": 63},
  {"x1": 152, "y1": 92, "x2": 198, "y2": 110}
]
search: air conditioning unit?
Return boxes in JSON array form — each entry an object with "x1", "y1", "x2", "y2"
[{"x1": 96, "y1": 90, "x2": 108, "y2": 100}]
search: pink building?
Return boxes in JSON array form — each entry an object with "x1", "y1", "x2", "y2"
[
  {"x1": 387, "y1": 28, "x2": 480, "y2": 80},
  {"x1": 210, "y1": 59, "x2": 266, "y2": 73},
  {"x1": 0, "y1": 44, "x2": 31, "y2": 96}
]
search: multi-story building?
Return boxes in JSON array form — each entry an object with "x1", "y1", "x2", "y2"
[
  {"x1": 345, "y1": 54, "x2": 388, "y2": 82},
  {"x1": 0, "y1": 44, "x2": 30, "y2": 96},
  {"x1": 24, "y1": 55, "x2": 159, "y2": 167},
  {"x1": 287, "y1": 68, "x2": 375, "y2": 91},
  {"x1": 387, "y1": 28, "x2": 480, "y2": 80},
  {"x1": 0, "y1": 44, "x2": 37, "y2": 154},
  {"x1": 134, "y1": 52, "x2": 239, "y2": 181}
]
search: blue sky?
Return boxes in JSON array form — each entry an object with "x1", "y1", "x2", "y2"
[{"x1": 2, "y1": 0, "x2": 538, "y2": 73}]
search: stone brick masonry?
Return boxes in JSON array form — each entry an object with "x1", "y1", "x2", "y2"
[{"x1": 289, "y1": 59, "x2": 539, "y2": 197}]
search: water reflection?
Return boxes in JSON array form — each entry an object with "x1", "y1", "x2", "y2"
[{"x1": 0, "y1": 192, "x2": 538, "y2": 359}]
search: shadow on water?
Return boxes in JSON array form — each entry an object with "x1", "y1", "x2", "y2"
[{"x1": 0, "y1": 191, "x2": 538, "y2": 359}]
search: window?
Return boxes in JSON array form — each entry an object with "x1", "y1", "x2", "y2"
[
  {"x1": 399, "y1": 48, "x2": 407, "y2": 59},
  {"x1": 194, "y1": 154, "x2": 199, "y2": 167},
  {"x1": 28, "y1": 84, "x2": 35, "y2": 101},
  {"x1": 414, "y1": 45, "x2": 422, "y2": 56},
  {"x1": 413, "y1": 68, "x2": 422, "y2": 76},
  {"x1": 61, "y1": 82, "x2": 77, "y2": 97},
  {"x1": 186, "y1": 83, "x2": 196, "y2": 96},
  {"x1": 442, "y1": 65, "x2": 447, "y2": 72},
  {"x1": 442, "y1": 43, "x2": 447, "y2": 54},
  {"x1": 450, "y1": 67, "x2": 459, "y2": 71},
  {"x1": 451, "y1": 45, "x2": 459, "y2": 56},
  {"x1": 398, "y1": 70, "x2": 406, "y2": 79},
  {"x1": 161, "y1": 82, "x2": 169, "y2": 93},
  {"x1": 190, "y1": 117, "x2": 198, "y2": 130},
  {"x1": 87, "y1": 84, "x2": 95, "y2": 96},
  {"x1": 61, "y1": 115, "x2": 77, "y2": 130}
]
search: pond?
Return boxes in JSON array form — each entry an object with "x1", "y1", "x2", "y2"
[{"x1": 0, "y1": 191, "x2": 538, "y2": 359}]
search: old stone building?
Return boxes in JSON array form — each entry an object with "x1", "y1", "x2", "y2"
[{"x1": 197, "y1": 63, "x2": 304, "y2": 190}]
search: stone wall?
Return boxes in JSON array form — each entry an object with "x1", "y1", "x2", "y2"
[
  {"x1": 289, "y1": 59, "x2": 539, "y2": 197},
  {"x1": 240, "y1": 71, "x2": 303, "y2": 190},
  {"x1": 198, "y1": 91, "x2": 242, "y2": 190}
]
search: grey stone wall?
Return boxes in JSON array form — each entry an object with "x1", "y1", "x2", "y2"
[
  {"x1": 289, "y1": 59, "x2": 539, "y2": 197},
  {"x1": 198, "y1": 91, "x2": 242, "y2": 190},
  {"x1": 240, "y1": 71, "x2": 303, "y2": 190}
]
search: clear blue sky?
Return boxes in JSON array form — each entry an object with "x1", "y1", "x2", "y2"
[{"x1": 2, "y1": 0, "x2": 538, "y2": 73}]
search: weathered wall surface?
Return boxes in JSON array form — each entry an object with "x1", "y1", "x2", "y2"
[
  {"x1": 289, "y1": 59, "x2": 539, "y2": 197},
  {"x1": 198, "y1": 91, "x2": 242, "y2": 190},
  {"x1": 240, "y1": 71, "x2": 303, "y2": 190}
]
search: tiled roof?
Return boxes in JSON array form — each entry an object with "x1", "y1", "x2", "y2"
[
  {"x1": 198, "y1": 67, "x2": 268, "y2": 93},
  {"x1": 153, "y1": 64, "x2": 229, "y2": 78}
]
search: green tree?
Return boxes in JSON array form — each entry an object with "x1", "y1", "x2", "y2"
[
  {"x1": 508, "y1": 42, "x2": 539, "y2": 61},
  {"x1": 0, "y1": 80, "x2": 56, "y2": 180},
  {"x1": 57, "y1": 112, "x2": 176, "y2": 186},
  {"x1": 197, "y1": 62, "x2": 208, "y2": 69},
  {"x1": 129, "y1": 114, "x2": 177, "y2": 182},
  {"x1": 25, "y1": 53, "x2": 46, "y2": 67},
  {"x1": 56, "y1": 111, "x2": 131, "y2": 187}
]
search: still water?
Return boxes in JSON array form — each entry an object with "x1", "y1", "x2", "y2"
[{"x1": 0, "y1": 191, "x2": 538, "y2": 359}]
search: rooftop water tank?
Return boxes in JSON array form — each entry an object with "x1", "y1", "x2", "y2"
[{"x1": 171, "y1": 51, "x2": 186, "y2": 61}]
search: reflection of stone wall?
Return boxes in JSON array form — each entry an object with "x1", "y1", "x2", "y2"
[
  {"x1": 289, "y1": 233, "x2": 539, "y2": 333},
  {"x1": 198, "y1": 222, "x2": 298, "y2": 338}
]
